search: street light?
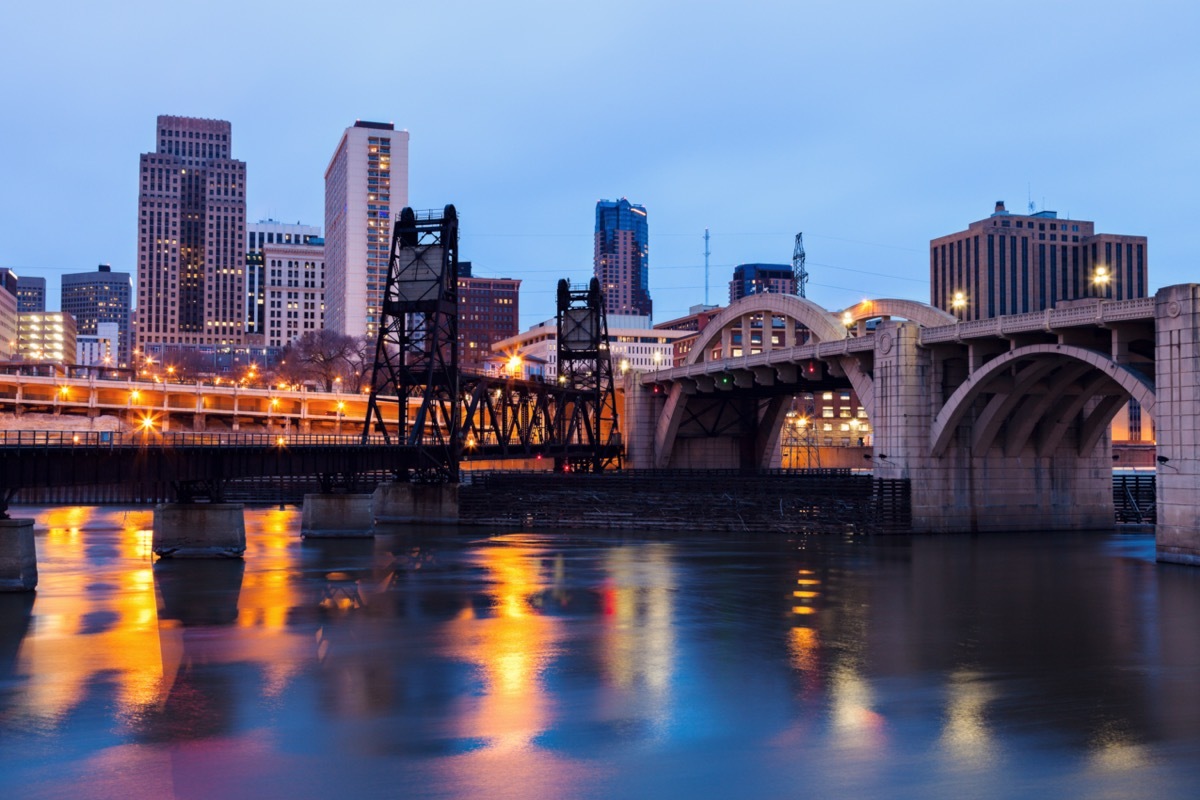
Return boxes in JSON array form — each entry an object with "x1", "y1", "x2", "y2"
[
  {"x1": 506, "y1": 354, "x2": 523, "y2": 378},
  {"x1": 1093, "y1": 265, "x2": 1111, "y2": 298},
  {"x1": 653, "y1": 350, "x2": 663, "y2": 371},
  {"x1": 951, "y1": 291, "x2": 967, "y2": 314}
]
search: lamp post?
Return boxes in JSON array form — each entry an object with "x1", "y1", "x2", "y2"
[{"x1": 1093, "y1": 265, "x2": 1111, "y2": 299}]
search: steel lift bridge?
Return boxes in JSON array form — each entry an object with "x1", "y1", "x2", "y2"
[{"x1": 362, "y1": 205, "x2": 621, "y2": 483}]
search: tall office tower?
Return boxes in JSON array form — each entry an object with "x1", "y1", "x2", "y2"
[
  {"x1": 728, "y1": 263, "x2": 796, "y2": 303},
  {"x1": 61, "y1": 264, "x2": 132, "y2": 365},
  {"x1": 16, "y1": 276, "x2": 45, "y2": 312},
  {"x1": 135, "y1": 115, "x2": 246, "y2": 357},
  {"x1": 456, "y1": 261, "x2": 520, "y2": 371},
  {"x1": 323, "y1": 121, "x2": 410, "y2": 338},
  {"x1": 246, "y1": 220, "x2": 321, "y2": 339},
  {"x1": 594, "y1": 198, "x2": 651, "y2": 318},
  {"x1": 930, "y1": 201, "x2": 1148, "y2": 321},
  {"x1": 261, "y1": 238, "x2": 325, "y2": 348}
]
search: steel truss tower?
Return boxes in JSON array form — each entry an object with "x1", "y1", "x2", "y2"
[
  {"x1": 555, "y1": 277, "x2": 622, "y2": 472},
  {"x1": 363, "y1": 205, "x2": 460, "y2": 482}
]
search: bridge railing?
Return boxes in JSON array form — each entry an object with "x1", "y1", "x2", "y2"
[{"x1": 0, "y1": 430, "x2": 398, "y2": 448}]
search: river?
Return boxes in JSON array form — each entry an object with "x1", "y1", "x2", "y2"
[{"x1": 1, "y1": 506, "x2": 1198, "y2": 798}]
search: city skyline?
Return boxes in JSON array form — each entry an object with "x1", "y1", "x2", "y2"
[{"x1": 1, "y1": 2, "x2": 1197, "y2": 328}]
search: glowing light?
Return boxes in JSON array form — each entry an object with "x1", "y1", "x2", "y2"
[
  {"x1": 506, "y1": 354, "x2": 523, "y2": 376},
  {"x1": 951, "y1": 291, "x2": 967, "y2": 310}
]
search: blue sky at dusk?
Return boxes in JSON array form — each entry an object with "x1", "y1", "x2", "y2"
[{"x1": 1, "y1": 0, "x2": 1197, "y2": 326}]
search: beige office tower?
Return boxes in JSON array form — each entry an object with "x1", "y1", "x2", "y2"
[
  {"x1": 135, "y1": 115, "x2": 246, "y2": 355},
  {"x1": 323, "y1": 121, "x2": 410, "y2": 339}
]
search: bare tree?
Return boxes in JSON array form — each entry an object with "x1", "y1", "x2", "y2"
[{"x1": 279, "y1": 330, "x2": 359, "y2": 391}]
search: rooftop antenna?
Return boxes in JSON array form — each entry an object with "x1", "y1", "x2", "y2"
[
  {"x1": 1027, "y1": 184, "x2": 1035, "y2": 214},
  {"x1": 792, "y1": 232, "x2": 808, "y2": 298},
  {"x1": 704, "y1": 227, "x2": 711, "y2": 306}
]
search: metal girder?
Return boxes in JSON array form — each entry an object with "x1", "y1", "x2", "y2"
[{"x1": 363, "y1": 206, "x2": 461, "y2": 482}]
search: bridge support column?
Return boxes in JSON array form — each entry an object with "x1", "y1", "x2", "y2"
[
  {"x1": 191, "y1": 414, "x2": 206, "y2": 432},
  {"x1": 0, "y1": 519, "x2": 37, "y2": 591},
  {"x1": 152, "y1": 504, "x2": 246, "y2": 558},
  {"x1": 879, "y1": 321, "x2": 1113, "y2": 533},
  {"x1": 372, "y1": 483, "x2": 459, "y2": 525},
  {"x1": 301, "y1": 494, "x2": 374, "y2": 538},
  {"x1": 1155, "y1": 284, "x2": 1200, "y2": 564},
  {"x1": 622, "y1": 373, "x2": 657, "y2": 469}
]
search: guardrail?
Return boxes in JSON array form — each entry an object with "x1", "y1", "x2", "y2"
[{"x1": 0, "y1": 431, "x2": 395, "y2": 447}]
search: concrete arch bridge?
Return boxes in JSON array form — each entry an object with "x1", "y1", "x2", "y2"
[{"x1": 624, "y1": 284, "x2": 1200, "y2": 564}]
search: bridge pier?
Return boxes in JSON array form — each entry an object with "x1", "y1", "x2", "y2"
[
  {"x1": 301, "y1": 494, "x2": 374, "y2": 538},
  {"x1": 874, "y1": 321, "x2": 1113, "y2": 533},
  {"x1": 372, "y1": 482, "x2": 459, "y2": 525},
  {"x1": 1154, "y1": 284, "x2": 1200, "y2": 564},
  {"x1": 0, "y1": 519, "x2": 37, "y2": 591},
  {"x1": 152, "y1": 504, "x2": 246, "y2": 558}
]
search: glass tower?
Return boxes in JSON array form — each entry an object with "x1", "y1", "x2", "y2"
[{"x1": 594, "y1": 198, "x2": 651, "y2": 318}]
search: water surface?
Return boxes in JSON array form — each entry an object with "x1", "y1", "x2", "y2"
[{"x1": 1, "y1": 507, "x2": 1198, "y2": 798}]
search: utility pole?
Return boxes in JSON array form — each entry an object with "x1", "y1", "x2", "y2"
[{"x1": 704, "y1": 227, "x2": 711, "y2": 306}]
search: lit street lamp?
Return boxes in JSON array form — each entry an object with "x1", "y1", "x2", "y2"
[{"x1": 1093, "y1": 265, "x2": 1111, "y2": 298}]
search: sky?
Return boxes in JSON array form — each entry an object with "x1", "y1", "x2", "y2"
[{"x1": 1, "y1": 0, "x2": 1197, "y2": 329}]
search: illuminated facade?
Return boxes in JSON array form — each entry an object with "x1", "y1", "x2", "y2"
[
  {"x1": 594, "y1": 198, "x2": 651, "y2": 319},
  {"x1": 135, "y1": 116, "x2": 247, "y2": 352},
  {"x1": 457, "y1": 261, "x2": 520, "y2": 371},
  {"x1": 246, "y1": 220, "x2": 321, "y2": 338},
  {"x1": 61, "y1": 264, "x2": 132, "y2": 365},
  {"x1": 18, "y1": 311, "x2": 77, "y2": 363},
  {"x1": 16, "y1": 275, "x2": 45, "y2": 312},
  {"x1": 931, "y1": 201, "x2": 1148, "y2": 321},
  {"x1": 491, "y1": 315, "x2": 686, "y2": 380},
  {"x1": 323, "y1": 121, "x2": 409, "y2": 338},
  {"x1": 261, "y1": 240, "x2": 325, "y2": 348},
  {"x1": 729, "y1": 264, "x2": 795, "y2": 303}
]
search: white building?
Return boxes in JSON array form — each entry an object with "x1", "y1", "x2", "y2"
[
  {"x1": 246, "y1": 220, "x2": 321, "y2": 338},
  {"x1": 261, "y1": 241, "x2": 324, "y2": 348},
  {"x1": 77, "y1": 321, "x2": 120, "y2": 366},
  {"x1": 323, "y1": 121, "x2": 409, "y2": 339},
  {"x1": 491, "y1": 315, "x2": 688, "y2": 381}
]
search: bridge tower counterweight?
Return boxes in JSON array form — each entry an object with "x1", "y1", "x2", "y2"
[{"x1": 362, "y1": 205, "x2": 461, "y2": 482}]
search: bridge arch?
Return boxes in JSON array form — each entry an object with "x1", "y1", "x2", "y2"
[
  {"x1": 654, "y1": 294, "x2": 875, "y2": 469},
  {"x1": 930, "y1": 344, "x2": 1156, "y2": 458},
  {"x1": 838, "y1": 298, "x2": 956, "y2": 329},
  {"x1": 684, "y1": 294, "x2": 845, "y2": 366}
]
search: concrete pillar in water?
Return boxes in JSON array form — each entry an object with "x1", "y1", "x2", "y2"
[
  {"x1": 372, "y1": 483, "x2": 459, "y2": 525},
  {"x1": 0, "y1": 519, "x2": 37, "y2": 591},
  {"x1": 301, "y1": 494, "x2": 374, "y2": 538},
  {"x1": 152, "y1": 504, "x2": 246, "y2": 558},
  {"x1": 1155, "y1": 284, "x2": 1200, "y2": 564}
]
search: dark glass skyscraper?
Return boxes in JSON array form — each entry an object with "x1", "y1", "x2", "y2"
[
  {"x1": 62, "y1": 264, "x2": 132, "y2": 364},
  {"x1": 594, "y1": 198, "x2": 651, "y2": 318}
]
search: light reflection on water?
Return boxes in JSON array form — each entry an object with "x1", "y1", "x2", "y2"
[{"x1": 1, "y1": 508, "x2": 1200, "y2": 798}]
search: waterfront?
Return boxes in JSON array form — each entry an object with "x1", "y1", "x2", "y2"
[{"x1": 2, "y1": 508, "x2": 1200, "y2": 798}]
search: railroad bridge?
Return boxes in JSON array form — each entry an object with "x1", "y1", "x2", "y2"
[{"x1": 625, "y1": 283, "x2": 1200, "y2": 564}]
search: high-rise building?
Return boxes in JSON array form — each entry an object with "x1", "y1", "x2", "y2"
[
  {"x1": 16, "y1": 276, "x2": 45, "y2": 313},
  {"x1": 729, "y1": 263, "x2": 795, "y2": 303},
  {"x1": 930, "y1": 201, "x2": 1148, "y2": 321},
  {"x1": 18, "y1": 312, "x2": 77, "y2": 364},
  {"x1": 594, "y1": 198, "x2": 651, "y2": 319},
  {"x1": 456, "y1": 261, "x2": 520, "y2": 372},
  {"x1": 61, "y1": 264, "x2": 132, "y2": 365},
  {"x1": 261, "y1": 239, "x2": 325, "y2": 348},
  {"x1": 323, "y1": 121, "x2": 409, "y2": 338},
  {"x1": 135, "y1": 115, "x2": 247, "y2": 356},
  {"x1": 246, "y1": 220, "x2": 321, "y2": 339},
  {"x1": 0, "y1": 271, "x2": 17, "y2": 360}
]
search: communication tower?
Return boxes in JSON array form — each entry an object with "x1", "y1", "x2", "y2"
[{"x1": 792, "y1": 232, "x2": 808, "y2": 298}]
